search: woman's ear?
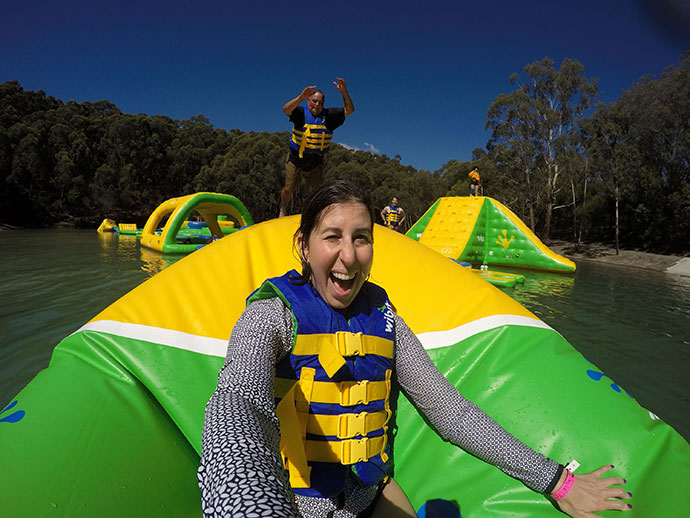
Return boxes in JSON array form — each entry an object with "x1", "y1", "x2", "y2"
[{"x1": 297, "y1": 233, "x2": 309, "y2": 262}]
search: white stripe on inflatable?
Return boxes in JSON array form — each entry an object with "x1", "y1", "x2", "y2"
[
  {"x1": 74, "y1": 315, "x2": 552, "y2": 358},
  {"x1": 74, "y1": 320, "x2": 229, "y2": 357},
  {"x1": 416, "y1": 314, "x2": 552, "y2": 350}
]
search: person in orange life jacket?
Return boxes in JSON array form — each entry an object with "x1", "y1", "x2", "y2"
[
  {"x1": 380, "y1": 196, "x2": 406, "y2": 232},
  {"x1": 468, "y1": 166, "x2": 481, "y2": 196},
  {"x1": 198, "y1": 180, "x2": 632, "y2": 517},
  {"x1": 278, "y1": 79, "x2": 355, "y2": 218}
]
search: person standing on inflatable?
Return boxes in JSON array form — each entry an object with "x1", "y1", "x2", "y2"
[
  {"x1": 279, "y1": 79, "x2": 355, "y2": 218},
  {"x1": 199, "y1": 179, "x2": 632, "y2": 518},
  {"x1": 380, "y1": 196, "x2": 406, "y2": 232},
  {"x1": 469, "y1": 166, "x2": 481, "y2": 196}
]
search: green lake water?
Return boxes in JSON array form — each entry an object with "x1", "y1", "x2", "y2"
[{"x1": 1, "y1": 229, "x2": 689, "y2": 442}]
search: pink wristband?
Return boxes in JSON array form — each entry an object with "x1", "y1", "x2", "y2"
[{"x1": 552, "y1": 469, "x2": 575, "y2": 501}]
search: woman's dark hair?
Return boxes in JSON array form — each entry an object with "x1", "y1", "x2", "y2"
[{"x1": 292, "y1": 179, "x2": 374, "y2": 284}]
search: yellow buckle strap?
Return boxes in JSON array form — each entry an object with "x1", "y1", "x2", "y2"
[
  {"x1": 275, "y1": 383, "x2": 312, "y2": 488},
  {"x1": 275, "y1": 378, "x2": 390, "y2": 406},
  {"x1": 295, "y1": 332, "x2": 394, "y2": 358},
  {"x1": 296, "y1": 368, "x2": 315, "y2": 438},
  {"x1": 341, "y1": 379, "x2": 370, "y2": 405},
  {"x1": 317, "y1": 339, "x2": 346, "y2": 378},
  {"x1": 305, "y1": 435, "x2": 386, "y2": 465},
  {"x1": 338, "y1": 411, "x2": 387, "y2": 439},
  {"x1": 294, "y1": 332, "x2": 394, "y2": 378},
  {"x1": 298, "y1": 126, "x2": 310, "y2": 158},
  {"x1": 336, "y1": 331, "x2": 364, "y2": 356},
  {"x1": 381, "y1": 369, "x2": 392, "y2": 463},
  {"x1": 274, "y1": 367, "x2": 317, "y2": 489},
  {"x1": 335, "y1": 379, "x2": 387, "y2": 406},
  {"x1": 339, "y1": 412, "x2": 368, "y2": 438},
  {"x1": 305, "y1": 411, "x2": 389, "y2": 439}
]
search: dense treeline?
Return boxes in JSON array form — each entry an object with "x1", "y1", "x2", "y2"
[
  {"x1": 481, "y1": 53, "x2": 690, "y2": 253},
  {"x1": 0, "y1": 80, "x2": 445, "y2": 228},
  {"x1": 1, "y1": 52, "x2": 688, "y2": 253}
]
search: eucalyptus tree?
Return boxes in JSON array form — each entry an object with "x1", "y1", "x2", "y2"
[
  {"x1": 581, "y1": 102, "x2": 638, "y2": 253},
  {"x1": 614, "y1": 53, "x2": 690, "y2": 250},
  {"x1": 582, "y1": 53, "x2": 690, "y2": 252},
  {"x1": 487, "y1": 57, "x2": 598, "y2": 239},
  {"x1": 194, "y1": 131, "x2": 286, "y2": 222}
]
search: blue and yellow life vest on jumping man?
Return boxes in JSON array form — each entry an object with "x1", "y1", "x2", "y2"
[
  {"x1": 385, "y1": 205, "x2": 403, "y2": 228},
  {"x1": 248, "y1": 270, "x2": 395, "y2": 498},
  {"x1": 289, "y1": 108, "x2": 334, "y2": 159}
]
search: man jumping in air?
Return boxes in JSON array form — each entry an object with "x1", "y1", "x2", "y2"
[{"x1": 278, "y1": 79, "x2": 355, "y2": 217}]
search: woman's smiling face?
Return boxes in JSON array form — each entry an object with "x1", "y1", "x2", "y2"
[{"x1": 299, "y1": 201, "x2": 374, "y2": 310}]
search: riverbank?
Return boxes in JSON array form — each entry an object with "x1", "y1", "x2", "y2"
[
  {"x1": 0, "y1": 223, "x2": 22, "y2": 231},
  {"x1": 547, "y1": 240, "x2": 690, "y2": 276}
]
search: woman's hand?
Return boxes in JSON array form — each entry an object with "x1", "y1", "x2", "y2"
[{"x1": 556, "y1": 465, "x2": 632, "y2": 517}]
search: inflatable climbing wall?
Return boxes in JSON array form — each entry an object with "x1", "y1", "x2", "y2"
[{"x1": 407, "y1": 197, "x2": 575, "y2": 272}]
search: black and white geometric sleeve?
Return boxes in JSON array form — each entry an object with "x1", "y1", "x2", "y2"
[
  {"x1": 393, "y1": 314, "x2": 561, "y2": 494},
  {"x1": 197, "y1": 297, "x2": 300, "y2": 518}
]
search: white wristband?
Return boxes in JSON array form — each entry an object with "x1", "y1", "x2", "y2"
[{"x1": 565, "y1": 459, "x2": 580, "y2": 473}]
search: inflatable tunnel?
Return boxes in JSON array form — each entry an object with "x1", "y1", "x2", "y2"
[
  {"x1": 407, "y1": 197, "x2": 576, "y2": 272},
  {"x1": 1, "y1": 218, "x2": 688, "y2": 516},
  {"x1": 140, "y1": 192, "x2": 253, "y2": 253}
]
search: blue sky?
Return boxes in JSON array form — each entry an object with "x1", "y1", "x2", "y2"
[{"x1": 2, "y1": 0, "x2": 687, "y2": 172}]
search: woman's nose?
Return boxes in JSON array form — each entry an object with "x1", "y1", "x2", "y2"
[{"x1": 339, "y1": 239, "x2": 356, "y2": 264}]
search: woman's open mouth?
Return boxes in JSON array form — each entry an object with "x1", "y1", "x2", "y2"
[{"x1": 330, "y1": 271, "x2": 357, "y2": 293}]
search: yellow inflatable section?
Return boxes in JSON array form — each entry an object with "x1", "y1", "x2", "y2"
[
  {"x1": 416, "y1": 197, "x2": 484, "y2": 259},
  {"x1": 96, "y1": 218, "x2": 117, "y2": 233},
  {"x1": 93, "y1": 216, "x2": 532, "y2": 342}
]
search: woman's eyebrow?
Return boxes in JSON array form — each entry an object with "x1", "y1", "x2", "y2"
[{"x1": 318, "y1": 226, "x2": 371, "y2": 234}]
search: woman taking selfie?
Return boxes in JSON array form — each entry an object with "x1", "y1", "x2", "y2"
[{"x1": 198, "y1": 179, "x2": 631, "y2": 517}]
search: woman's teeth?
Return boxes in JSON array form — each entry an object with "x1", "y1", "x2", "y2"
[{"x1": 332, "y1": 271, "x2": 356, "y2": 281}]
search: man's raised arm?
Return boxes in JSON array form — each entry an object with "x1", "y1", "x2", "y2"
[
  {"x1": 333, "y1": 78, "x2": 354, "y2": 116},
  {"x1": 282, "y1": 85, "x2": 316, "y2": 115}
]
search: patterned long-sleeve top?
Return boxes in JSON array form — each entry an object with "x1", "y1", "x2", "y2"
[{"x1": 198, "y1": 297, "x2": 561, "y2": 517}]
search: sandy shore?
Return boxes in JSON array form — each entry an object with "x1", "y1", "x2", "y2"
[{"x1": 547, "y1": 240, "x2": 690, "y2": 277}]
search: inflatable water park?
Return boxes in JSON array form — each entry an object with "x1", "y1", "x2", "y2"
[
  {"x1": 97, "y1": 192, "x2": 253, "y2": 253},
  {"x1": 407, "y1": 196, "x2": 576, "y2": 273},
  {"x1": 2, "y1": 216, "x2": 689, "y2": 516}
]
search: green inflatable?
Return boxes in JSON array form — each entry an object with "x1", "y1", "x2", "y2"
[
  {"x1": 407, "y1": 196, "x2": 576, "y2": 272},
  {"x1": 140, "y1": 192, "x2": 254, "y2": 254},
  {"x1": 1, "y1": 216, "x2": 687, "y2": 516}
]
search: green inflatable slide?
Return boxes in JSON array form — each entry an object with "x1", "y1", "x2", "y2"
[{"x1": 407, "y1": 196, "x2": 576, "y2": 272}]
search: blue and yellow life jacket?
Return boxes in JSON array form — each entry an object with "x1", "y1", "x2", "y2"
[
  {"x1": 289, "y1": 108, "x2": 334, "y2": 159},
  {"x1": 385, "y1": 205, "x2": 402, "y2": 227},
  {"x1": 248, "y1": 270, "x2": 395, "y2": 498}
]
